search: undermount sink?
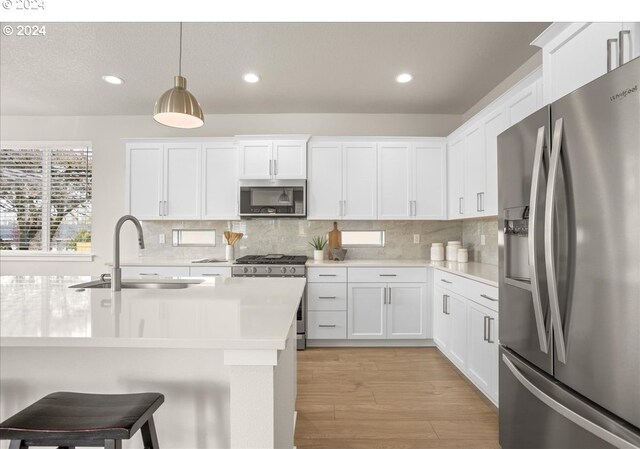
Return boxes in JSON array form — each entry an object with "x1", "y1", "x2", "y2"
[{"x1": 69, "y1": 279, "x2": 204, "y2": 290}]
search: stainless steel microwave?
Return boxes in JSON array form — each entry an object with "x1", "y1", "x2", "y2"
[{"x1": 239, "y1": 180, "x2": 306, "y2": 218}]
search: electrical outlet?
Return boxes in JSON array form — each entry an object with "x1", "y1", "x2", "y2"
[
  {"x1": 413, "y1": 234, "x2": 420, "y2": 244},
  {"x1": 159, "y1": 233, "x2": 165, "y2": 244},
  {"x1": 481, "y1": 234, "x2": 486, "y2": 245}
]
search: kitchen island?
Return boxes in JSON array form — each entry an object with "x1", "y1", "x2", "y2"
[{"x1": 0, "y1": 275, "x2": 306, "y2": 449}]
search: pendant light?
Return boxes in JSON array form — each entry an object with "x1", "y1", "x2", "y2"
[
  {"x1": 153, "y1": 23, "x2": 204, "y2": 128},
  {"x1": 278, "y1": 188, "x2": 290, "y2": 204}
]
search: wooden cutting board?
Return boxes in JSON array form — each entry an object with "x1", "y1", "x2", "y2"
[{"x1": 327, "y1": 221, "x2": 342, "y2": 258}]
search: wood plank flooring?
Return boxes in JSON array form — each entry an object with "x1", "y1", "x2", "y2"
[{"x1": 295, "y1": 347, "x2": 499, "y2": 449}]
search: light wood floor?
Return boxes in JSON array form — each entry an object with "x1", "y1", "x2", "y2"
[{"x1": 294, "y1": 347, "x2": 499, "y2": 449}]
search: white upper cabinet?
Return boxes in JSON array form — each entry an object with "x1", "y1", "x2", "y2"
[
  {"x1": 505, "y1": 78, "x2": 542, "y2": 126},
  {"x1": 447, "y1": 136, "x2": 465, "y2": 219},
  {"x1": 342, "y1": 143, "x2": 377, "y2": 220},
  {"x1": 482, "y1": 109, "x2": 508, "y2": 216},
  {"x1": 307, "y1": 142, "x2": 343, "y2": 219},
  {"x1": 463, "y1": 124, "x2": 485, "y2": 217},
  {"x1": 413, "y1": 141, "x2": 447, "y2": 219},
  {"x1": 238, "y1": 136, "x2": 308, "y2": 180},
  {"x1": 126, "y1": 142, "x2": 201, "y2": 220},
  {"x1": 533, "y1": 22, "x2": 640, "y2": 104},
  {"x1": 202, "y1": 142, "x2": 239, "y2": 219},
  {"x1": 378, "y1": 142, "x2": 412, "y2": 219}
]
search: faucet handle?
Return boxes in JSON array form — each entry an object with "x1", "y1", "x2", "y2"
[{"x1": 100, "y1": 273, "x2": 112, "y2": 282}]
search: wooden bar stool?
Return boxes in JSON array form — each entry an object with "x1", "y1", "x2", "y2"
[{"x1": 0, "y1": 392, "x2": 164, "y2": 449}]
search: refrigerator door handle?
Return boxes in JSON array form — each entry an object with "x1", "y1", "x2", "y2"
[
  {"x1": 502, "y1": 354, "x2": 640, "y2": 449},
  {"x1": 545, "y1": 118, "x2": 568, "y2": 364},
  {"x1": 528, "y1": 125, "x2": 550, "y2": 353}
]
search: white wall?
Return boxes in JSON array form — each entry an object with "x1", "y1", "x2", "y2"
[{"x1": 0, "y1": 113, "x2": 461, "y2": 275}]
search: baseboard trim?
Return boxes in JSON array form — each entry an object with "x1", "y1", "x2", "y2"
[{"x1": 306, "y1": 339, "x2": 436, "y2": 347}]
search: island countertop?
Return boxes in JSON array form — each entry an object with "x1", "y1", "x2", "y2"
[{"x1": 0, "y1": 276, "x2": 306, "y2": 350}]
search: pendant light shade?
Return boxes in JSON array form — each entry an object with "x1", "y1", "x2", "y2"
[{"x1": 153, "y1": 23, "x2": 204, "y2": 129}]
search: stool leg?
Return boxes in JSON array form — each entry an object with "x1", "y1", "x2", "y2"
[
  {"x1": 9, "y1": 441, "x2": 27, "y2": 449},
  {"x1": 104, "y1": 440, "x2": 122, "y2": 449},
  {"x1": 141, "y1": 415, "x2": 160, "y2": 449}
]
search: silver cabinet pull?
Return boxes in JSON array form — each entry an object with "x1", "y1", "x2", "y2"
[
  {"x1": 459, "y1": 197, "x2": 464, "y2": 215},
  {"x1": 478, "y1": 192, "x2": 485, "y2": 212},
  {"x1": 318, "y1": 296, "x2": 337, "y2": 299},
  {"x1": 268, "y1": 159, "x2": 272, "y2": 176},
  {"x1": 383, "y1": 287, "x2": 387, "y2": 305},
  {"x1": 139, "y1": 273, "x2": 159, "y2": 276},
  {"x1": 202, "y1": 273, "x2": 220, "y2": 277},
  {"x1": 487, "y1": 317, "x2": 494, "y2": 343},
  {"x1": 164, "y1": 200, "x2": 168, "y2": 216},
  {"x1": 318, "y1": 274, "x2": 337, "y2": 277},
  {"x1": 343, "y1": 200, "x2": 346, "y2": 216},
  {"x1": 480, "y1": 293, "x2": 498, "y2": 302},
  {"x1": 477, "y1": 192, "x2": 481, "y2": 212},
  {"x1": 273, "y1": 159, "x2": 278, "y2": 176},
  {"x1": 528, "y1": 125, "x2": 550, "y2": 353},
  {"x1": 607, "y1": 38, "x2": 618, "y2": 72},
  {"x1": 388, "y1": 287, "x2": 392, "y2": 304},
  {"x1": 158, "y1": 201, "x2": 162, "y2": 216},
  {"x1": 440, "y1": 279, "x2": 452, "y2": 284},
  {"x1": 545, "y1": 117, "x2": 568, "y2": 364},
  {"x1": 443, "y1": 294, "x2": 450, "y2": 315},
  {"x1": 318, "y1": 324, "x2": 336, "y2": 328},
  {"x1": 619, "y1": 30, "x2": 631, "y2": 66},
  {"x1": 483, "y1": 316, "x2": 490, "y2": 341},
  {"x1": 379, "y1": 274, "x2": 397, "y2": 277}
]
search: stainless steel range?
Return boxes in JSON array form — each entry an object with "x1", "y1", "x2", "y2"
[{"x1": 232, "y1": 254, "x2": 307, "y2": 350}]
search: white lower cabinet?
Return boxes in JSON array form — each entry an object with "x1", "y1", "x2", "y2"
[
  {"x1": 308, "y1": 311, "x2": 347, "y2": 339},
  {"x1": 189, "y1": 266, "x2": 232, "y2": 277},
  {"x1": 348, "y1": 282, "x2": 429, "y2": 339},
  {"x1": 307, "y1": 268, "x2": 348, "y2": 340},
  {"x1": 466, "y1": 300, "x2": 499, "y2": 404},
  {"x1": 433, "y1": 269, "x2": 499, "y2": 406},
  {"x1": 120, "y1": 266, "x2": 190, "y2": 277}
]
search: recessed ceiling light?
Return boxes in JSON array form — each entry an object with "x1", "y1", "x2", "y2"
[
  {"x1": 102, "y1": 75, "x2": 125, "y2": 85},
  {"x1": 243, "y1": 73, "x2": 261, "y2": 83},
  {"x1": 395, "y1": 73, "x2": 413, "y2": 83}
]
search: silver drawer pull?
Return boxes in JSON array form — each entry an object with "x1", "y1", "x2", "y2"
[
  {"x1": 440, "y1": 279, "x2": 452, "y2": 284},
  {"x1": 202, "y1": 273, "x2": 220, "y2": 277},
  {"x1": 318, "y1": 274, "x2": 337, "y2": 277},
  {"x1": 480, "y1": 293, "x2": 498, "y2": 302},
  {"x1": 318, "y1": 324, "x2": 337, "y2": 328},
  {"x1": 318, "y1": 296, "x2": 337, "y2": 299},
  {"x1": 140, "y1": 273, "x2": 159, "y2": 276},
  {"x1": 379, "y1": 274, "x2": 397, "y2": 277}
]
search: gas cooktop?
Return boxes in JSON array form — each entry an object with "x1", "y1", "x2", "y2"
[{"x1": 234, "y1": 254, "x2": 308, "y2": 265}]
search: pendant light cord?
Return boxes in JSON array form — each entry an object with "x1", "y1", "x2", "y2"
[{"x1": 178, "y1": 22, "x2": 183, "y2": 76}]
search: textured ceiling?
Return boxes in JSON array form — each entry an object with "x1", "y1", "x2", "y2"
[{"x1": 0, "y1": 22, "x2": 549, "y2": 116}]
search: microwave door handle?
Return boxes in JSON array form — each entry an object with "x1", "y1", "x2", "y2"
[
  {"x1": 528, "y1": 125, "x2": 550, "y2": 353},
  {"x1": 545, "y1": 118, "x2": 568, "y2": 364}
]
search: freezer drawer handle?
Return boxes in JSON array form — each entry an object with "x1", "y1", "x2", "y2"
[
  {"x1": 480, "y1": 293, "x2": 498, "y2": 302},
  {"x1": 502, "y1": 354, "x2": 640, "y2": 449}
]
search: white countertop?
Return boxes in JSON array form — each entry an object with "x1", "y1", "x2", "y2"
[{"x1": 0, "y1": 276, "x2": 305, "y2": 350}]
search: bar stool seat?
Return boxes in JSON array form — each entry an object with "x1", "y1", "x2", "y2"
[{"x1": 0, "y1": 392, "x2": 164, "y2": 449}]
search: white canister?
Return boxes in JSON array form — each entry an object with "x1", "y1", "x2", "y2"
[
  {"x1": 457, "y1": 248, "x2": 469, "y2": 263},
  {"x1": 313, "y1": 249, "x2": 324, "y2": 261},
  {"x1": 430, "y1": 243, "x2": 445, "y2": 261},
  {"x1": 446, "y1": 241, "x2": 461, "y2": 261},
  {"x1": 225, "y1": 244, "x2": 234, "y2": 261}
]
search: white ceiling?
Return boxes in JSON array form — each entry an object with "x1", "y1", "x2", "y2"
[{"x1": 0, "y1": 22, "x2": 549, "y2": 116}]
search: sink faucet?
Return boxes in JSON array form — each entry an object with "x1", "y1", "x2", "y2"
[{"x1": 111, "y1": 215, "x2": 145, "y2": 292}]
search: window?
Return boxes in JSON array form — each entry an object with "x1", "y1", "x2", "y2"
[
  {"x1": 340, "y1": 230, "x2": 385, "y2": 247},
  {"x1": 0, "y1": 143, "x2": 92, "y2": 256}
]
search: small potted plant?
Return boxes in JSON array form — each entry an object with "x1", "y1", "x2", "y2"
[{"x1": 309, "y1": 236, "x2": 327, "y2": 261}]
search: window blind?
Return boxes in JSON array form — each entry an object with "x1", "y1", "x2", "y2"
[{"x1": 0, "y1": 145, "x2": 92, "y2": 252}]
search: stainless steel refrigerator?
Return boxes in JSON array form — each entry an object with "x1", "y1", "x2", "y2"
[{"x1": 498, "y1": 56, "x2": 640, "y2": 449}]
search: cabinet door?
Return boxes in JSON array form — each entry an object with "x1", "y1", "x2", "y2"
[
  {"x1": 307, "y1": 143, "x2": 343, "y2": 219},
  {"x1": 447, "y1": 137, "x2": 465, "y2": 219},
  {"x1": 343, "y1": 143, "x2": 377, "y2": 219},
  {"x1": 466, "y1": 300, "x2": 499, "y2": 403},
  {"x1": 506, "y1": 79, "x2": 541, "y2": 127},
  {"x1": 126, "y1": 143, "x2": 163, "y2": 219},
  {"x1": 164, "y1": 143, "x2": 201, "y2": 219},
  {"x1": 542, "y1": 22, "x2": 623, "y2": 103},
  {"x1": 377, "y1": 142, "x2": 411, "y2": 219},
  {"x1": 202, "y1": 143, "x2": 239, "y2": 219},
  {"x1": 273, "y1": 141, "x2": 306, "y2": 179},
  {"x1": 347, "y1": 283, "x2": 386, "y2": 339},
  {"x1": 448, "y1": 293, "x2": 467, "y2": 371},
  {"x1": 482, "y1": 109, "x2": 508, "y2": 216},
  {"x1": 413, "y1": 142, "x2": 447, "y2": 219},
  {"x1": 238, "y1": 141, "x2": 272, "y2": 179},
  {"x1": 433, "y1": 287, "x2": 450, "y2": 351},
  {"x1": 464, "y1": 124, "x2": 486, "y2": 217},
  {"x1": 387, "y1": 283, "x2": 429, "y2": 339}
]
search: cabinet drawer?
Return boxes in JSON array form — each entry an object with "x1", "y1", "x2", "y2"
[
  {"x1": 121, "y1": 266, "x2": 190, "y2": 277},
  {"x1": 467, "y1": 282, "x2": 499, "y2": 312},
  {"x1": 435, "y1": 270, "x2": 464, "y2": 293},
  {"x1": 307, "y1": 283, "x2": 347, "y2": 311},
  {"x1": 435, "y1": 269, "x2": 498, "y2": 312},
  {"x1": 348, "y1": 267, "x2": 427, "y2": 283},
  {"x1": 307, "y1": 311, "x2": 347, "y2": 339},
  {"x1": 307, "y1": 267, "x2": 347, "y2": 283},
  {"x1": 189, "y1": 266, "x2": 232, "y2": 278}
]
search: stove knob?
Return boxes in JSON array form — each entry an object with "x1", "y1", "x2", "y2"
[
  {"x1": 242, "y1": 267, "x2": 249, "y2": 274},
  {"x1": 289, "y1": 267, "x2": 296, "y2": 274},
  {"x1": 265, "y1": 267, "x2": 272, "y2": 274},
  {"x1": 280, "y1": 267, "x2": 287, "y2": 274},
  {"x1": 251, "y1": 267, "x2": 258, "y2": 274}
]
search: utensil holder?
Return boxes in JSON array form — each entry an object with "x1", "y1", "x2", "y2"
[{"x1": 225, "y1": 244, "x2": 234, "y2": 261}]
